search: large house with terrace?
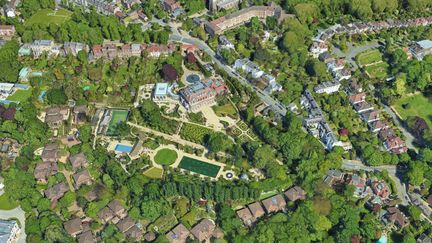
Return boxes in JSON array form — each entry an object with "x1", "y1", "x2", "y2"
[{"x1": 179, "y1": 77, "x2": 228, "y2": 112}]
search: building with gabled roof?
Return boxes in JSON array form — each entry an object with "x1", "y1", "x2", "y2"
[
  {"x1": 44, "y1": 182, "x2": 69, "y2": 202},
  {"x1": 236, "y1": 208, "x2": 255, "y2": 226},
  {"x1": 73, "y1": 170, "x2": 92, "y2": 189},
  {"x1": 0, "y1": 219, "x2": 20, "y2": 243},
  {"x1": 69, "y1": 153, "x2": 88, "y2": 172},
  {"x1": 284, "y1": 186, "x2": 307, "y2": 202},
  {"x1": 166, "y1": 223, "x2": 190, "y2": 243},
  {"x1": 261, "y1": 194, "x2": 286, "y2": 214},
  {"x1": 63, "y1": 218, "x2": 83, "y2": 237}
]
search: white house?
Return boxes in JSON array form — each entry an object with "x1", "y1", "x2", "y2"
[
  {"x1": 0, "y1": 219, "x2": 20, "y2": 243},
  {"x1": 314, "y1": 81, "x2": 341, "y2": 94},
  {"x1": 410, "y1": 40, "x2": 432, "y2": 60},
  {"x1": 234, "y1": 59, "x2": 264, "y2": 79},
  {"x1": 310, "y1": 41, "x2": 328, "y2": 58}
]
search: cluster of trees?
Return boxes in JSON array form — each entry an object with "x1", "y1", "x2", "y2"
[
  {"x1": 0, "y1": 40, "x2": 21, "y2": 82},
  {"x1": 139, "y1": 100, "x2": 179, "y2": 134},
  {"x1": 12, "y1": 7, "x2": 171, "y2": 45}
]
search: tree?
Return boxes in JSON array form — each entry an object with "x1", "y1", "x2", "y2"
[
  {"x1": 206, "y1": 132, "x2": 231, "y2": 153},
  {"x1": 253, "y1": 145, "x2": 275, "y2": 169},
  {"x1": 394, "y1": 74, "x2": 407, "y2": 96},
  {"x1": 294, "y1": 3, "x2": 318, "y2": 24},
  {"x1": 0, "y1": 40, "x2": 21, "y2": 82},
  {"x1": 349, "y1": 0, "x2": 373, "y2": 19},
  {"x1": 46, "y1": 88, "x2": 68, "y2": 105},
  {"x1": 408, "y1": 205, "x2": 421, "y2": 221},
  {"x1": 407, "y1": 162, "x2": 425, "y2": 186},
  {"x1": 161, "y1": 64, "x2": 178, "y2": 82}
]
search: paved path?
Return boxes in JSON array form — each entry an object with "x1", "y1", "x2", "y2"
[
  {"x1": 169, "y1": 32, "x2": 287, "y2": 116},
  {"x1": 0, "y1": 207, "x2": 26, "y2": 243},
  {"x1": 382, "y1": 105, "x2": 417, "y2": 152},
  {"x1": 342, "y1": 159, "x2": 409, "y2": 205}
]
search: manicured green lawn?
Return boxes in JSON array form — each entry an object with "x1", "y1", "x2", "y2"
[
  {"x1": 154, "y1": 148, "x2": 178, "y2": 166},
  {"x1": 26, "y1": 9, "x2": 72, "y2": 26},
  {"x1": 364, "y1": 62, "x2": 389, "y2": 79},
  {"x1": 178, "y1": 156, "x2": 221, "y2": 177},
  {"x1": 107, "y1": 110, "x2": 129, "y2": 135},
  {"x1": 7, "y1": 88, "x2": 32, "y2": 103},
  {"x1": 0, "y1": 194, "x2": 18, "y2": 210},
  {"x1": 394, "y1": 93, "x2": 432, "y2": 128},
  {"x1": 212, "y1": 103, "x2": 237, "y2": 118},
  {"x1": 143, "y1": 167, "x2": 164, "y2": 179},
  {"x1": 357, "y1": 49, "x2": 383, "y2": 66}
]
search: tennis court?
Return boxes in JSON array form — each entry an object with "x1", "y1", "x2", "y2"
[
  {"x1": 178, "y1": 156, "x2": 221, "y2": 177},
  {"x1": 107, "y1": 109, "x2": 129, "y2": 135}
]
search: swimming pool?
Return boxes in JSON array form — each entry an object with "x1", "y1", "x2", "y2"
[
  {"x1": 38, "y1": 90, "x2": 47, "y2": 102},
  {"x1": 114, "y1": 144, "x2": 133, "y2": 153}
]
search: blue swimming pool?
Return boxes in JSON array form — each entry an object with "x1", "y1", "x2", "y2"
[
  {"x1": 38, "y1": 90, "x2": 47, "y2": 102},
  {"x1": 115, "y1": 144, "x2": 133, "y2": 153}
]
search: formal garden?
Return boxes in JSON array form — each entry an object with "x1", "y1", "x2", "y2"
[{"x1": 178, "y1": 156, "x2": 221, "y2": 178}]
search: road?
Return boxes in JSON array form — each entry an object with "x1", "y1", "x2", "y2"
[
  {"x1": 169, "y1": 32, "x2": 287, "y2": 116},
  {"x1": 0, "y1": 207, "x2": 26, "y2": 243},
  {"x1": 382, "y1": 105, "x2": 417, "y2": 152},
  {"x1": 342, "y1": 159, "x2": 409, "y2": 205}
]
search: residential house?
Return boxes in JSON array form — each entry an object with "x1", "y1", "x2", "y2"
[
  {"x1": 371, "y1": 180, "x2": 390, "y2": 199},
  {"x1": 34, "y1": 162, "x2": 58, "y2": 183},
  {"x1": 310, "y1": 41, "x2": 328, "y2": 58},
  {"x1": 284, "y1": 186, "x2": 306, "y2": 202},
  {"x1": 124, "y1": 225, "x2": 143, "y2": 240},
  {"x1": 368, "y1": 120, "x2": 388, "y2": 133},
  {"x1": 163, "y1": 0, "x2": 180, "y2": 12},
  {"x1": 69, "y1": 153, "x2": 88, "y2": 172},
  {"x1": 91, "y1": 45, "x2": 103, "y2": 59},
  {"x1": 98, "y1": 207, "x2": 115, "y2": 224},
  {"x1": 323, "y1": 169, "x2": 343, "y2": 186},
  {"x1": 247, "y1": 202, "x2": 265, "y2": 220},
  {"x1": 234, "y1": 58, "x2": 264, "y2": 79},
  {"x1": 122, "y1": 0, "x2": 140, "y2": 9},
  {"x1": 261, "y1": 194, "x2": 286, "y2": 214},
  {"x1": 166, "y1": 223, "x2": 190, "y2": 243},
  {"x1": 205, "y1": 4, "x2": 290, "y2": 36},
  {"x1": 77, "y1": 231, "x2": 95, "y2": 243},
  {"x1": 410, "y1": 40, "x2": 432, "y2": 60},
  {"x1": 41, "y1": 144, "x2": 59, "y2": 163},
  {"x1": 417, "y1": 233, "x2": 431, "y2": 243},
  {"x1": 354, "y1": 101, "x2": 374, "y2": 113},
  {"x1": 236, "y1": 208, "x2": 255, "y2": 226},
  {"x1": 318, "y1": 51, "x2": 333, "y2": 63},
  {"x1": 63, "y1": 218, "x2": 83, "y2": 237},
  {"x1": 102, "y1": 44, "x2": 118, "y2": 59},
  {"x1": 379, "y1": 128, "x2": 396, "y2": 141},
  {"x1": 63, "y1": 42, "x2": 88, "y2": 56},
  {"x1": 142, "y1": 43, "x2": 176, "y2": 58},
  {"x1": 179, "y1": 77, "x2": 228, "y2": 112},
  {"x1": 108, "y1": 199, "x2": 127, "y2": 223},
  {"x1": 191, "y1": 219, "x2": 223, "y2": 242},
  {"x1": 361, "y1": 110, "x2": 380, "y2": 123},
  {"x1": 44, "y1": 182, "x2": 69, "y2": 202},
  {"x1": 314, "y1": 81, "x2": 341, "y2": 94},
  {"x1": 0, "y1": 219, "x2": 20, "y2": 243},
  {"x1": 219, "y1": 35, "x2": 235, "y2": 49},
  {"x1": 335, "y1": 68, "x2": 352, "y2": 81},
  {"x1": 116, "y1": 216, "x2": 135, "y2": 233},
  {"x1": 73, "y1": 170, "x2": 92, "y2": 189},
  {"x1": 349, "y1": 93, "x2": 366, "y2": 105},
  {"x1": 383, "y1": 136, "x2": 407, "y2": 154},
  {"x1": 73, "y1": 105, "x2": 88, "y2": 124},
  {"x1": 209, "y1": 0, "x2": 241, "y2": 12},
  {"x1": 66, "y1": 0, "x2": 121, "y2": 15},
  {"x1": 327, "y1": 58, "x2": 345, "y2": 73},
  {"x1": 347, "y1": 79, "x2": 363, "y2": 94},
  {"x1": 0, "y1": 25, "x2": 15, "y2": 37},
  {"x1": 30, "y1": 40, "x2": 58, "y2": 58},
  {"x1": 383, "y1": 206, "x2": 410, "y2": 228},
  {"x1": 44, "y1": 106, "x2": 70, "y2": 127}
]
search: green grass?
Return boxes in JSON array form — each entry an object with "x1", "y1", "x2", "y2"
[
  {"x1": 394, "y1": 93, "x2": 432, "y2": 128},
  {"x1": 26, "y1": 9, "x2": 72, "y2": 26},
  {"x1": 364, "y1": 62, "x2": 389, "y2": 79},
  {"x1": 212, "y1": 103, "x2": 237, "y2": 118},
  {"x1": 178, "y1": 156, "x2": 221, "y2": 177},
  {"x1": 357, "y1": 49, "x2": 383, "y2": 66},
  {"x1": 154, "y1": 148, "x2": 178, "y2": 166},
  {"x1": 0, "y1": 193, "x2": 18, "y2": 210},
  {"x1": 143, "y1": 167, "x2": 164, "y2": 179},
  {"x1": 7, "y1": 88, "x2": 32, "y2": 103},
  {"x1": 107, "y1": 110, "x2": 129, "y2": 135}
]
